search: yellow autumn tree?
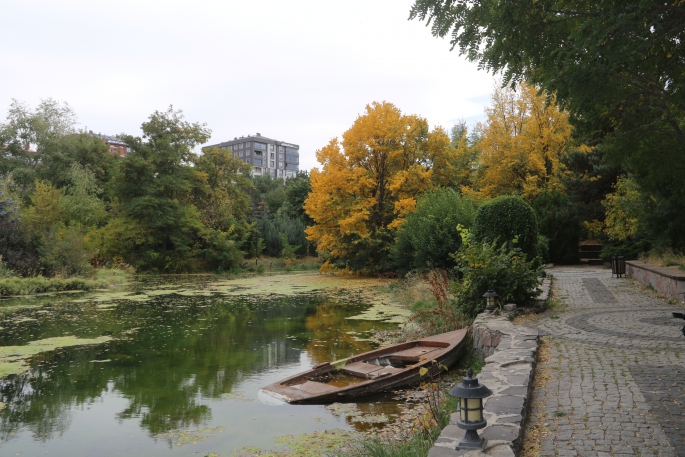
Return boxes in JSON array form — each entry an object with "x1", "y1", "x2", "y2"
[
  {"x1": 304, "y1": 101, "x2": 451, "y2": 273},
  {"x1": 467, "y1": 83, "x2": 572, "y2": 202}
]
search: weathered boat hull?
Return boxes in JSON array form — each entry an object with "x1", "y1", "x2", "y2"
[{"x1": 260, "y1": 328, "x2": 469, "y2": 404}]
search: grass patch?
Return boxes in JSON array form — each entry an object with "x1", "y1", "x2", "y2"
[
  {"x1": 641, "y1": 248, "x2": 685, "y2": 270},
  {"x1": 243, "y1": 255, "x2": 323, "y2": 273},
  {"x1": 554, "y1": 411, "x2": 568, "y2": 417},
  {"x1": 95, "y1": 268, "x2": 130, "y2": 284},
  {"x1": 0, "y1": 276, "x2": 108, "y2": 296}
]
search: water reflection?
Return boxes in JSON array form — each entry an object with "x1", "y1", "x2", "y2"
[{"x1": 0, "y1": 287, "x2": 395, "y2": 455}]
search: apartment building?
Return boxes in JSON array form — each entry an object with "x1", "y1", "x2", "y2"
[{"x1": 202, "y1": 133, "x2": 300, "y2": 178}]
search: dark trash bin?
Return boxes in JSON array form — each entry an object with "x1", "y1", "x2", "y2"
[{"x1": 611, "y1": 254, "x2": 625, "y2": 278}]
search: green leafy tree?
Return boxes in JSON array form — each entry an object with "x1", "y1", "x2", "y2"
[
  {"x1": 55, "y1": 133, "x2": 119, "y2": 195},
  {"x1": 392, "y1": 188, "x2": 475, "y2": 273},
  {"x1": 560, "y1": 148, "x2": 622, "y2": 239},
  {"x1": 21, "y1": 180, "x2": 95, "y2": 276},
  {"x1": 279, "y1": 233, "x2": 301, "y2": 262},
  {"x1": 193, "y1": 147, "x2": 252, "y2": 242},
  {"x1": 256, "y1": 214, "x2": 308, "y2": 258},
  {"x1": 410, "y1": 0, "x2": 685, "y2": 249},
  {"x1": 0, "y1": 177, "x2": 40, "y2": 274},
  {"x1": 279, "y1": 171, "x2": 313, "y2": 225},
  {"x1": 603, "y1": 176, "x2": 647, "y2": 242},
  {"x1": 62, "y1": 163, "x2": 107, "y2": 227},
  {"x1": 101, "y1": 107, "x2": 242, "y2": 272},
  {"x1": 532, "y1": 190, "x2": 580, "y2": 264},
  {"x1": 0, "y1": 99, "x2": 78, "y2": 198}
]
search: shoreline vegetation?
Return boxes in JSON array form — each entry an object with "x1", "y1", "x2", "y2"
[
  {"x1": 0, "y1": 255, "x2": 323, "y2": 297},
  {"x1": 0, "y1": 267, "x2": 130, "y2": 297}
]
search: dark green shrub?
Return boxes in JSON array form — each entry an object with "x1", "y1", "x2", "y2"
[
  {"x1": 532, "y1": 190, "x2": 580, "y2": 264},
  {"x1": 472, "y1": 195, "x2": 538, "y2": 261},
  {"x1": 392, "y1": 188, "x2": 476, "y2": 273},
  {"x1": 451, "y1": 241, "x2": 541, "y2": 317},
  {"x1": 537, "y1": 235, "x2": 550, "y2": 263},
  {"x1": 600, "y1": 239, "x2": 651, "y2": 262}
]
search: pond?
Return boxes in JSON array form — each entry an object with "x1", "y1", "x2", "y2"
[{"x1": 0, "y1": 273, "x2": 412, "y2": 456}]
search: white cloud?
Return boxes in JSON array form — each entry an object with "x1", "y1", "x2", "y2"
[{"x1": 0, "y1": 0, "x2": 495, "y2": 171}]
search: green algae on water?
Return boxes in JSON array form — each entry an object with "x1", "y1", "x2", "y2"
[
  {"x1": 154, "y1": 426, "x2": 225, "y2": 446},
  {"x1": 325, "y1": 402, "x2": 389, "y2": 424},
  {"x1": 0, "y1": 336, "x2": 113, "y2": 378},
  {"x1": 228, "y1": 429, "x2": 358, "y2": 457},
  {"x1": 345, "y1": 302, "x2": 411, "y2": 324},
  {"x1": 208, "y1": 273, "x2": 389, "y2": 297},
  {"x1": 272, "y1": 429, "x2": 358, "y2": 456}
]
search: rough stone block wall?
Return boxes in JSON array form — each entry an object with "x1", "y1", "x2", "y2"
[{"x1": 429, "y1": 314, "x2": 539, "y2": 457}]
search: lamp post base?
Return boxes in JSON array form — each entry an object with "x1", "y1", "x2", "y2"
[{"x1": 456, "y1": 429, "x2": 484, "y2": 450}]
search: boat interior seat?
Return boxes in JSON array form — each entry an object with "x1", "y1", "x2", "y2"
[
  {"x1": 368, "y1": 366, "x2": 404, "y2": 379},
  {"x1": 388, "y1": 346, "x2": 439, "y2": 363},
  {"x1": 342, "y1": 361, "x2": 384, "y2": 378},
  {"x1": 297, "y1": 380, "x2": 339, "y2": 394}
]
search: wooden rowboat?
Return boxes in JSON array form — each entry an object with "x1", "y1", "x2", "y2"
[{"x1": 259, "y1": 328, "x2": 469, "y2": 404}]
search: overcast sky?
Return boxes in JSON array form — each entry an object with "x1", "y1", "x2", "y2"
[{"x1": 0, "y1": 0, "x2": 495, "y2": 171}]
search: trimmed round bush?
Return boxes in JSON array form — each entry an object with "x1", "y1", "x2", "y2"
[
  {"x1": 472, "y1": 195, "x2": 539, "y2": 261},
  {"x1": 392, "y1": 188, "x2": 476, "y2": 273}
]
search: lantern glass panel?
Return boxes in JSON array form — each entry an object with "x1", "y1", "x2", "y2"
[
  {"x1": 467, "y1": 398, "x2": 482, "y2": 422},
  {"x1": 460, "y1": 398, "x2": 467, "y2": 421}
]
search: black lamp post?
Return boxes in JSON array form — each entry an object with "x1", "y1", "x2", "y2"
[
  {"x1": 448, "y1": 367, "x2": 493, "y2": 450},
  {"x1": 483, "y1": 289, "x2": 498, "y2": 312}
]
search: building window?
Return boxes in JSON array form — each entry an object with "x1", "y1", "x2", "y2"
[
  {"x1": 270, "y1": 160, "x2": 275, "y2": 167},
  {"x1": 286, "y1": 163, "x2": 297, "y2": 170},
  {"x1": 246, "y1": 142, "x2": 250, "y2": 147},
  {"x1": 286, "y1": 171, "x2": 296, "y2": 178},
  {"x1": 239, "y1": 143, "x2": 243, "y2": 149},
  {"x1": 254, "y1": 159, "x2": 263, "y2": 165},
  {"x1": 239, "y1": 151, "x2": 243, "y2": 157},
  {"x1": 270, "y1": 153, "x2": 274, "y2": 159},
  {"x1": 270, "y1": 144, "x2": 274, "y2": 152},
  {"x1": 285, "y1": 147, "x2": 298, "y2": 154},
  {"x1": 254, "y1": 142, "x2": 267, "y2": 150},
  {"x1": 278, "y1": 146, "x2": 284, "y2": 153},
  {"x1": 245, "y1": 158, "x2": 250, "y2": 164},
  {"x1": 255, "y1": 151, "x2": 262, "y2": 157},
  {"x1": 279, "y1": 161, "x2": 284, "y2": 168},
  {"x1": 286, "y1": 155, "x2": 298, "y2": 163}
]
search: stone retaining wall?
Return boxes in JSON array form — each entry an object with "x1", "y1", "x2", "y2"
[
  {"x1": 429, "y1": 314, "x2": 539, "y2": 457},
  {"x1": 626, "y1": 260, "x2": 685, "y2": 301}
]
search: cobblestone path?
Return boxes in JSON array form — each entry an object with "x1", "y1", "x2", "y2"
[{"x1": 527, "y1": 266, "x2": 685, "y2": 457}]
